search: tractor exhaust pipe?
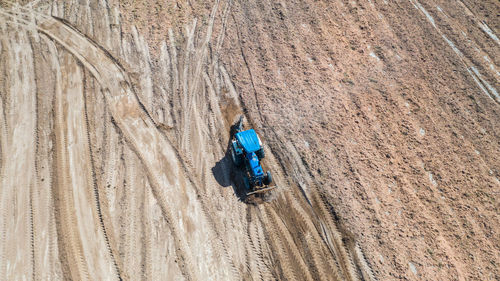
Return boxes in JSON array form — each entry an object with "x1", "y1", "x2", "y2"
[{"x1": 235, "y1": 115, "x2": 244, "y2": 133}]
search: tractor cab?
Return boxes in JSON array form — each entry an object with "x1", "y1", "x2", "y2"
[{"x1": 235, "y1": 129, "x2": 261, "y2": 153}]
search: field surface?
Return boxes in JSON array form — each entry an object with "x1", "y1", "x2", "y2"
[{"x1": 0, "y1": 0, "x2": 498, "y2": 280}]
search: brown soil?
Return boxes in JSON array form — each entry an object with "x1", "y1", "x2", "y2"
[{"x1": 0, "y1": 0, "x2": 498, "y2": 280}]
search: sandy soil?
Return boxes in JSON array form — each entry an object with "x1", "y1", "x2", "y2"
[{"x1": 0, "y1": 0, "x2": 498, "y2": 281}]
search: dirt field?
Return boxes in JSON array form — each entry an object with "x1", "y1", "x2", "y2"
[{"x1": 0, "y1": 0, "x2": 498, "y2": 280}]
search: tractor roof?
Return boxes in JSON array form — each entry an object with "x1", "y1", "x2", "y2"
[{"x1": 236, "y1": 129, "x2": 261, "y2": 153}]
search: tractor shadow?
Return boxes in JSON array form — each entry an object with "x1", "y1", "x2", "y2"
[{"x1": 211, "y1": 122, "x2": 248, "y2": 202}]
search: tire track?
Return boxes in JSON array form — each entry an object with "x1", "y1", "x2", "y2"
[
  {"x1": 205, "y1": 178, "x2": 241, "y2": 278},
  {"x1": 456, "y1": 0, "x2": 500, "y2": 47},
  {"x1": 265, "y1": 125, "x2": 363, "y2": 281},
  {"x1": 142, "y1": 182, "x2": 153, "y2": 281},
  {"x1": 129, "y1": 26, "x2": 154, "y2": 113},
  {"x1": 0, "y1": 25, "x2": 36, "y2": 280},
  {"x1": 243, "y1": 107, "x2": 363, "y2": 281},
  {"x1": 354, "y1": 242, "x2": 376, "y2": 281},
  {"x1": 312, "y1": 189, "x2": 360, "y2": 281},
  {"x1": 203, "y1": 72, "x2": 226, "y2": 142},
  {"x1": 253, "y1": 214, "x2": 274, "y2": 280},
  {"x1": 286, "y1": 192, "x2": 340, "y2": 281},
  {"x1": 159, "y1": 40, "x2": 172, "y2": 97},
  {"x1": 35, "y1": 14, "x2": 233, "y2": 281},
  {"x1": 274, "y1": 142, "x2": 345, "y2": 280},
  {"x1": 167, "y1": 28, "x2": 181, "y2": 130},
  {"x1": 1, "y1": 5, "x2": 63, "y2": 280},
  {"x1": 247, "y1": 208, "x2": 265, "y2": 281},
  {"x1": 242, "y1": 221, "x2": 258, "y2": 279},
  {"x1": 179, "y1": 3, "x2": 219, "y2": 166},
  {"x1": 0, "y1": 28, "x2": 9, "y2": 279},
  {"x1": 214, "y1": 0, "x2": 232, "y2": 61},
  {"x1": 29, "y1": 27, "x2": 40, "y2": 281},
  {"x1": 83, "y1": 70, "x2": 122, "y2": 281},
  {"x1": 194, "y1": 155, "x2": 241, "y2": 279},
  {"x1": 290, "y1": 188, "x2": 341, "y2": 279},
  {"x1": 153, "y1": 15, "x2": 241, "y2": 280},
  {"x1": 140, "y1": 30, "x2": 200, "y2": 276},
  {"x1": 259, "y1": 209, "x2": 293, "y2": 280},
  {"x1": 408, "y1": 0, "x2": 499, "y2": 104},
  {"x1": 180, "y1": 104, "x2": 240, "y2": 278},
  {"x1": 42, "y1": 34, "x2": 64, "y2": 279},
  {"x1": 103, "y1": 117, "x2": 119, "y2": 215},
  {"x1": 184, "y1": 3, "x2": 219, "y2": 150},
  {"x1": 51, "y1": 41, "x2": 89, "y2": 281},
  {"x1": 180, "y1": 20, "x2": 197, "y2": 155},
  {"x1": 123, "y1": 147, "x2": 140, "y2": 280},
  {"x1": 29, "y1": 182, "x2": 36, "y2": 281},
  {"x1": 269, "y1": 207, "x2": 315, "y2": 281},
  {"x1": 259, "y1": 207, "x2": 301, "y2": 281},
  {"x1": 59, "y1": 51, "x2": 104, "y2": 281},
  {"x1": 0, "y1": 3, "x2": 384, "y2": 281},
  {"x1": 54, "y1": 48, "x2": 118, "y2": 281},
  {"x1": 32, "y1": 34, "x2": 57, "y2": 280},
  {"x1": 178, "y1": 64, "x2": 245, "y2": 277}
]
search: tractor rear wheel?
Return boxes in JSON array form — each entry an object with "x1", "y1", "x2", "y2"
[
  {"x1": 243, "y1": 177, "x2": 251, "y2": 190},
  {"x1": 264, "y1": 171, "x2": 272, "y2": 185}
]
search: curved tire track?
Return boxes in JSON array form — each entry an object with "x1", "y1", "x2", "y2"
[
  {"x1": 0, "y1": 25, "x2": 36, "y2": 281},
  {"x1": 53, "y1": 49, "x2": 118, "y2": 281},
  {"x1": 36, "y1": 14, "x2": 233, "y2": 281}
]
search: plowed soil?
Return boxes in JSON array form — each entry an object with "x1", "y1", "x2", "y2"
[{"x1": 0, "y1": 1, "x2": 498, "y2": 281}]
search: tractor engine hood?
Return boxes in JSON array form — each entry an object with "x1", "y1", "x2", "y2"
[{"x1": 246, "y1": 152, "x2": 264, "y2": 177}]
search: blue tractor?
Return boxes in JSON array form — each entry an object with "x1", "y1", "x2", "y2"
[{"x1": 231, "y1": 117, "x2": 274, "y2": 196}]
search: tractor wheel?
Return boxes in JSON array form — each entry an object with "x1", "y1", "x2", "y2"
[
  {"x1": 243, "y1": 177, "x2": 251, "y2": 190},
  {"x1": 231, "y1": 147, "x2": 242, "y2": 167},
  {"x1": 256, "y1": 148, "x2": 265, "y2": 159},
  {"x1": 264, "y1": 171, "x2": 272, "y2": 185}
]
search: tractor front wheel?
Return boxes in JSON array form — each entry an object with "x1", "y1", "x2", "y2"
[
  {"x1": 231, "y1": 147, "x2": 242, "y2": 167},
  {"x1": 256, "y1": 148, "x2": 265, "y2": 159}
]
